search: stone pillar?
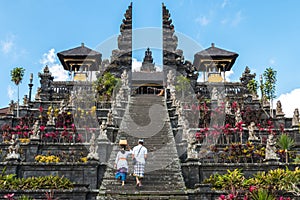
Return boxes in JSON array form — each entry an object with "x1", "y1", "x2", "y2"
[
  {"x1": 26, "y1": 139, "x2": 40, "y2": 162},
  {"x1": 97, "y1": 139, "x2": 113, "y2": 163}
]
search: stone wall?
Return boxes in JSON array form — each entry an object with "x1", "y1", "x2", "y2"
[
  {"x1": 0, "y1": 161, "x2": 105, "y2": 190},
  {"x1": 181, "y1": 162, "x2": 299, "y2": 189}
]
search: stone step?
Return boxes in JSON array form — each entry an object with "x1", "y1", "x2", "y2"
[{"x1": 99, "y1": 95, "x2": 187, "y2": 198}]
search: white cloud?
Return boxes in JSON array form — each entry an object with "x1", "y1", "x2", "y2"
[
  {"x1": 132, "y1": 58, "x2": 142, "y2": 72},
  {"x1": 40, "y1": 49, "x2": 68, "y2": 81},
  {"x1": 231, "y1": 11, "x2": 243, "y2": 26},
  {"x1": 195, "y1": 16, "x2": 210, "y2": 26},
  {"x1": 0, "y1": 35, "x2": 14, "y2": 54},
  {"x1": 225, "y1": 70, "x2": 234, "y2": 82},
  {"x1": 7, "y1": 85, "x2": 15, "y2": 100},
  {"x1": 274, "y1": 88, "x2": 300, "y2": 117}
]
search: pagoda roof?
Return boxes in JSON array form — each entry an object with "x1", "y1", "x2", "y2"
[
  {"x1": 132, "y1": 71, "x2": 163, "y2": 86},
  {"x1": 57, "y1": 43, "x2": 102, "y2": 71},
  {"x1": 0, "y1": 107, "x2": 9, "y2": 116},
  {"x1": 194, "y1": 43, "x2": 238, "y2": 71},
  {"x1": 58, "y1": 43, "x2": 101, "y2": 57}
]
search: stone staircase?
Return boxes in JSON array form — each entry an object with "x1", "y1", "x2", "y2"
[{"x1": 98, "y1": 95, "x2": 188, "y2": 199}]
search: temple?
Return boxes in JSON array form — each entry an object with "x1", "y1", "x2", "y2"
[{"x1": 0, "y1": 3, "x2": 299, "y2": 200}]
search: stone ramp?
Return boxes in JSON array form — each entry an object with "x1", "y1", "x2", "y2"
[{"x1": 98, "y1": 95, "x2": 188, "y2": 199}]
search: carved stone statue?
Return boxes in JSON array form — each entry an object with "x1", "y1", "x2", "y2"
[
  {"x1": 248, "y1": 122, "x2": 259, "y2": 141},
  {"x1": 235, "y1": 107, "x2": 242, "y2": 123},
  {"x1": 106, "y1": 109, "x2": 114, "y2": 126},
  {"x1": 68, "y1": 91, "x2": 76, "y2": 107},
  {"x1": 98, "y1": 120, "x2": 108, "y2": 141},
  {"x1": 30, "y1": 120, "x2": 40, "y2": 139},
  {"x1": 186, "y1": 130, "x2": 197, "y2": 159},
  {"x1": 23, "y1": 95, "x2": 28, "y2": 106},
  {"x1": 211, "y1": 87, "x2": 218, "y2": 100},
  {"x1": 121, "y1": 70, "x2": 128, "y2": 88},
  {"x1": 111, "y1": 100, "x2": 117, "y2": 115},
  {"x1": 264, "y1": 133, "x2": 279, "y2": 161},
  {"x1": 47, "y1": 108, "x2": 55, "y2": 126},
  {"x1": 170, "y1": 90, "x2": 176, "y2": 106},
  {"x1": 6, "y1": 134, "x2": 20, "y2": 161},
  {"x1": 7, "y1": 100, "x2": 15, "y2": 115},
  {"x1": 59, "y1": 99, "x2": 67, "y2": 114},
  {"x1": 116, "y1": 93, "x2": 122, "y2": 107},
  {"x1": 276, "y1": 100, "x2": 284, "y2": 116},
  {"x1": 167, "y1": 70, "x2": 175, "y2": 90},
  {"x1": 35, "y1": 87, "x2": 42, "y2": 100},
  {"x1": 225, "y1": 100, "x2": 232, "y2": 115},
  {"x1": 119, "y1": 88, "x2": 125, "y2": 101},
  {"x1": 87, "y1": 132, "x2": 99, "y2": 161},
  {"x1": 292, "y1": 108, "x2": 299, "y2": 127}
]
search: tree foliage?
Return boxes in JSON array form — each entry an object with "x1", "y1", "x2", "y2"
[
  {"x1": 263, "y1": 67, "x2": 277, "y2": 101},
  {"x1": 247, "y1": 79, "x2": 258, "y2": 96},
  {"x1": 93, "y1": 72, "x2": 119, "y2": 101},
  {"x1": 10, "y1": 67, "x2": 25, "y2": 85},
  {"x1": 175, "y1": 75, "x2": 190, "y2": 99}
]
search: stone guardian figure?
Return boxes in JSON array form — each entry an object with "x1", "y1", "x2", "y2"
[
  {"x1": 87, "y1": 132, "x2": 99, "y2": 161},
  {"x1": 248, "y1": 122, "x2": 259, "y2": 141},
  {"x1": 264, "y1": 133, "x2": 279, "y2": 161},
  {"x1": 5, "y1": 134, "x2": 20, "y2": 161},
  {"x1": 292, "y1": 108, "x2": 299, "y2": 127}
]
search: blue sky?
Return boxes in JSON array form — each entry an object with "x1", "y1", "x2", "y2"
[{"x1": 1, "y1": 0, "x2": 300, "y2": 117}]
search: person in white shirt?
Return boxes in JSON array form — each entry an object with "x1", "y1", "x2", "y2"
[{"x1": 132, "y1": 139, "x2": 148, "y2": 187}]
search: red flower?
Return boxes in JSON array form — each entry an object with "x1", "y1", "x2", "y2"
[
  {"x1": 249, "y1": 185, "x2": 256, "y2": 192},
  {"x1": 228, "y1": 193, "x2": 235, "y2": 199},
  {"x1": 4, "y1": 193, "x2": 14, "y2": 199},
  {"x1": 219, "y1": 194, "x2": 226, "y2": 200},
  {"x1": 40, "y1": 126, "x2": 45, "y2": 131},
  {"x1": 279, "y1": 124, "x2": 285, "y2": 133}
]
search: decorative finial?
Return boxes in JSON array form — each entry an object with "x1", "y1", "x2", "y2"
[
  {"x1": 81, "y1": 42, "x2": 84, "y2": 47},
  {"x1": 30, "y1": 73, "x2": 33, "y2": 83},
  {"x1": 43, "y1": 65, "x2": 49, "y2": 73},
  {"x1": 211, "y1": 43, "x2": 215, "y2": 48}
]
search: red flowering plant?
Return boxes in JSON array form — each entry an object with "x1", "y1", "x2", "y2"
[
  {"x1": 1, "y1": 124, "x2": 11, "y2": 142},
  {"x1": 3, "y1": 193, "x2": 15, "y2": 200},
  {"x1": 195, "y1": 127, "x2": 208, "y2": 143},
  {"x1": 234, "y1": 121, "x2": 244, "y2": 144},
  {"x1": 222, "y1": 123, "x2": 233, "y2": 144},
  {"x1": 231, "y1": 101, "x2": 238, "y2": 112},
  {"x1": 256, "y1": 123, "x2": 265, "y2": 144}
]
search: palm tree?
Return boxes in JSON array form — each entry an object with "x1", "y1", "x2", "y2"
[
  {"x1": 263, "y1": 67, "x2": 277, "y2": 117},
  {"x1": 277, "y1": 134, "x2": 295, "y2": 163},
  {"x1": 10, "y1": 67, "x2": 25, "y2": 118}
]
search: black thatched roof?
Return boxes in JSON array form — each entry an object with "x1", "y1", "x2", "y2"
[
  {"x1": 132, "y1": 71, "x2": 164, "y2": 86},
  {"x1": 57, "y1": 43, "x2": 102, "y2": 71},
  {"x1": 58, "y1": 43, "x2": 101, "y2": 57},
  {"x1": 194, "y1": 43, "x2": 238, "y2": 71}
]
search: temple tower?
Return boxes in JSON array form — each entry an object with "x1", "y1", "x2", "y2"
[
  {"x1": 106, "y1": 2, "x2": 132, "y2": 81},
  {"x1": 140, "y1": 48, "x2": 156, "y2": 72}
]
